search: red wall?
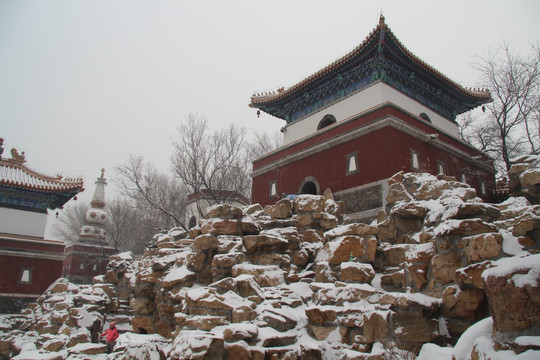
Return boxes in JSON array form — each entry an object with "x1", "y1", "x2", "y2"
[
  {"x1": 252, "y1": 106, "x2": 495, "y2": 206},
  {"x1": 0, "y1": 238, "x2": 64, "y2": 296},
  {"x1": 64, "y1": 244, "x2": 116, "y2": 280}
]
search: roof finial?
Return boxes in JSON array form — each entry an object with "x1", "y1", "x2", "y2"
[
  {"x1": 9, "y1": 148, "x2": 26, "y2": 165},
  {"x1": 379, "y1": 11, "x2": 386, "y2": 29},
  {"x1": 90, "y1": 168, "x2": 107, "y2": 209}
]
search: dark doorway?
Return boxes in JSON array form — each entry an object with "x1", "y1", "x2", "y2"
[
  {"x1": 300, "y1": 181, "x2": 317, "y2": 195},
  {"x1": 188, "y1": 216, "x2": 197, "y2": 229}
]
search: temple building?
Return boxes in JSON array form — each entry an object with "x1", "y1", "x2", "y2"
[
  {"x1": 0, "y1": 139, "x2": 84, "y2": 312},
  {"x1": 250, "y1": 16, "x2": 495, "y2": 222},
  {"x1": 63, "y1": 169, "x2": 117, "y2": 284}
]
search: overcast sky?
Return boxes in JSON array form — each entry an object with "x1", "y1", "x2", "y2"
[{"x1": 1, "y1": 0, "x2": 539, "y2": 207}]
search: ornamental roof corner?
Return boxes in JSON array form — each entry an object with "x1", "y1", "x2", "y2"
[{"x1": 0, "y1": 142, "x2": 84, "y2": 212}]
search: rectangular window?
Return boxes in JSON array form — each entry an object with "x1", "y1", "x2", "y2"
[
  {"x1": 269, "y1": 180, "x2": 278, "y2": 198},
  {"x1": 19, "y1": 268, "x2": 32, "y2": 284},
  {"x1": 411, "y1": 150, "x2": 420, "y2": 171},
  {"x1": 437, "y1": 161, "x2": 446, "y2": 175},
  {"x1": 480, "y1": 181, "x2": 486, "y2": 195},
  {"x1": 346, "y1": 152, "x2": 359, "y2": 175}
]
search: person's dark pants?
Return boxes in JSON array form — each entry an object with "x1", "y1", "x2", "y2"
[{"x1": 106, "y1": 341, "x2": 115, "y2": 354}]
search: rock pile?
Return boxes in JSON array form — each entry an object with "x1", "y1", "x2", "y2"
[
  {"x1": 1, "y1": 166, "x2": 539, "y2": 359},
  {"x1": 508, "y1": 154, "x2": 540, "y2": 204}
]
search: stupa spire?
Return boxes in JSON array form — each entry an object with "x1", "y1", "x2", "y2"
[
  {"x1": 80, "y1": 169, "x2": 108, "y2": 243},
  {"x1": 90, "y1": 168, "x2": 107, "y2": 209}
]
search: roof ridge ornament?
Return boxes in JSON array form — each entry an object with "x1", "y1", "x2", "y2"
[
  {"x1": 379, "y1": 13, "x2": 386, "y2": 29},
  {"x1": 377, "y1": 14, "x2": 387, "y2": 57},
  {"x1": 9, "y1": 148, "x2": 26, "y2": 166}
]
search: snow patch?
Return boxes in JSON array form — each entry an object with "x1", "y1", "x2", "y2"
[
  {"x1": 418, "y1": 343, "x2": 453, "y2": 360},
  {"x1": 452, "y1": 317, "x2": 493, "y2": 360},
  {"x1": 163, "y1": 265, "x2": 195, "y2": 283},
  {"x1": 482, "y1": 254, "x2": 540, "y2": 286}
]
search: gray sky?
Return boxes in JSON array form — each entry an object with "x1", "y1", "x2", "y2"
[{"x1": 1, "y1": 0, "x2": 539, "y2": 205}]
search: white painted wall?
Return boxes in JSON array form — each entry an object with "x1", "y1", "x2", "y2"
[
  {"x1": 282, "y1": 82, "x2": 459, "y2": 144},
  {"x1": 0, "y1": 207, "x2": 47, "y2": 238}
]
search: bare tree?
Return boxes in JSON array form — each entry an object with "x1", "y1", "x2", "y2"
[
  {"x1": 116, "y1": 155, "x2": 187, "y2": 231},
  {"x1": 459, "y1": 42, "x2": 540, "y2": 174},
  {"x1": 247, "y1": 130, "x2": 282, "y2": 160},
  {"x1": 171, "y1": 114, "x2": 251, "y2": 217},
  {"x1": 106, "y1": 198, "x2": 151, "y2": 254},
  {"x1": 51, "y1": 201, "x2": 88, "y2": 244}
]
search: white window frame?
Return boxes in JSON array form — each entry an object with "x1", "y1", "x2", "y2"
[
  {"x1": 480, "y1": 181, "x2": 486, "y2": 195},
  {"x1": 411, "y1": 150, "x2": 420, "y2": 171},
  {"x1": 269, "y1": 180, "x2": 278, "y2": 198},
  {"x1": 437, "y1": 161, "x2": 446, "y2": 175},
  {"x1": 346, "y1": 152, "x2": 359, "y2": 175},
  {"x1": 19, "y1": 268, "x2": 32, "y2": 284}
]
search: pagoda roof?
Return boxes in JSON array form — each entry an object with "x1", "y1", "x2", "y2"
[
  {"x1": 250, "y1": 15, "x2": 491, "y2": 123},
  {"x1": 0, "y1": 146, "x2": 84, "y2": 211}
]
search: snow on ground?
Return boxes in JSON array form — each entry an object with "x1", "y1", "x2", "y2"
[
  {"x1": 472, "y1": 336, "x2": 540, "y2": 360},
  {"x1": 314, "y1": 237, "x2": 346, "y2": 263},
  {"x1": 114, "y1": 251, "x2": 134, "y2": 261},
  {"x1": 417, "y1": 343, "x2": 453, "y2": 360},
  {"x1": 482, "y1": 253, "x2": 540, "y2": 286},
  {"x1": 499, "y1": 196, "x2": 531, "y2": 209},
  {"x1": 163, "y1": 265, "x2": 195, "y2": 282},
  {"x1": 169, "y1": 329, "x2": 219, "y2": 359},
  {"x1": 260, "y1": 226, "x2": 298, "y2": 239},
  {"x1": 500, "y1": 229, "x2": 527, "y2": 256},
  {"x1": 452, "y1": 317, "x2": 493, "y2": 360},
  {"x1": 406, "y1": 242, "x2": 434, "y2": 260},
  {"x1": 11, "y1": 350, "x2": 70, "y2": 360},
  {"x1": 113, "y1": 332, "x2": 171, "y2": 360}
]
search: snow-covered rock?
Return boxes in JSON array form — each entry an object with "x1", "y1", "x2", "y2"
[{"x1": 2, "y1": 177, "x2": 540, "y2": 359}]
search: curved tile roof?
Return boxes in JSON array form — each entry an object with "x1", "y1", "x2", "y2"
[
  {"x1": 0, "y1": 152, "x2": 84, "y2": 194},
  {"x1": 250, "y1": 15, "x2": 491, "y2": 115}
]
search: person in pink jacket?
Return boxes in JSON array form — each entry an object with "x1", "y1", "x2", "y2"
[{"x1": 100, "y1": 321, "x2": 119, "y2": 354}]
